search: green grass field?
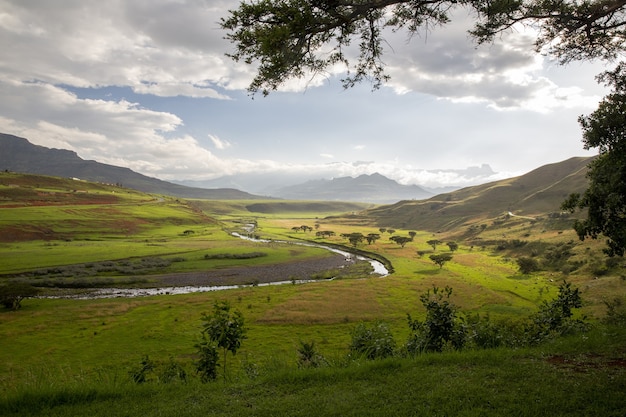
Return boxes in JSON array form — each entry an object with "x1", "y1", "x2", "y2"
[{"x1": 1, "y1": 173, "x2": 625, "y2": 416}]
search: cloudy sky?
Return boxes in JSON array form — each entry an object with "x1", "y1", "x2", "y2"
[{"x1": 0, "y1": 0, "x2": 607, "y2": 191}]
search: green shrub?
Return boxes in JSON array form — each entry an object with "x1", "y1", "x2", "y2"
[
  {"x1": 297, "y1": 340, "x2": 327, "y2": 368},
  {"x1": 406, "y1": 286, "x2": 465, "y2": 354},
  {"x1": 517, "y1": 256, "x2": 540, "y2": 274},
  {"x1": 349, "y1": 321, "x2": 396, "y2": 360}
]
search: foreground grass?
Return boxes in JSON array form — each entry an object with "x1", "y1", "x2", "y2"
[{"x1": 1, "y1": 325, "x2": 624, "y2": 417}]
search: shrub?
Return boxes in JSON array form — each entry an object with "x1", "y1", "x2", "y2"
[
  {"x1": 462, "y1": 314, "x2": 504, "y2": 349},
  {"x1": 406, "y1": 286, "x2": 465, "y2": 354},
  {"x1": 129, "y1": 355, "x2": 156, "y2": 384},
  {"x1": 195, "y1": 336, "x2": 219, "y2": 383},
  {"x1": 602, "y1": 297, "x2": 626, "y2": 325},
  {"x1": 528, "y1": 281, "x2": 587, "y2": 344},
  {"x1": 517, "y1": 257, "x2": 540, "y2": 274},
  {"x1": 349, "y1": 321, "x2": 396, "y2": 360},
  {"x1": 297, "y1": 341, "x2": 326, "y2": 368}
]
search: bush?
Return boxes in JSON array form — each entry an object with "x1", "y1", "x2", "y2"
[
  {"x1": 297, "y1": 341, "x2": 327, "y2": 368},
  {"x1": 602, "y1": 297, "x2": 626, "y2": 325},
  {"x1": 516, "y1": 257, "x2": 540, "y2": 274},
  {"x1": 349, "y1": 321, "x2": 396, "y2": 360},
  {"x1": 462, "y1": 314, "x2": 504, "y2": 349},
  {"x1": 195, "y1": 336, "x2": 219, "y2": 383},
  {"x1": 406, "y1": 286, "x2": 465, "y2": 354},
  {"x1": 527, "y1": 281, "x2": 587, "y2": 344}
]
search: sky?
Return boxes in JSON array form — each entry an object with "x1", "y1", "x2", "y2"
[{"x1": 0, "y1": 0, "x2": 608, "y2": 191}]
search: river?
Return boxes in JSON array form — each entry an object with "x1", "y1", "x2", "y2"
[{"x1": 45, "y1": 232, "x2": 389, "y2": 299}]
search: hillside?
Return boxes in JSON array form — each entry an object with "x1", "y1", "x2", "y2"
[
  {"x1": 272, "y1": 173, "x2": 433, "y2": 203},
  {"x1": 363, "y1": 156, "x2": 593, "y2": 231},
  {"x1": 0, "y1": 133, "x2": 261, "y2": 200}
]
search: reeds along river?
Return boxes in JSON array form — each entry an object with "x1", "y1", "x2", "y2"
[{"x1": 46, "y1": 234, "x2": 389, "y2": 299}]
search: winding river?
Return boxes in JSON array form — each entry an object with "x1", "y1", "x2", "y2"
[{"x1": 51, "y1": 232, "x2": 389, "y2": 299}]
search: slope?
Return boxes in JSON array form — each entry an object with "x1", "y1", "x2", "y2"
[
  {"x1": 0, "y1": 133, "x2": 261, "y2": 200},
  {"x1": 364, "y1": 156, "x2": 593, "y2": 231}
]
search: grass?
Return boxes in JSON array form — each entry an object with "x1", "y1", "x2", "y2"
[
  {"x1": 1, "y1": 325, "x2": 624, "y2": 416},
  {"x1": 1, "y1": 173, "x2": 625, "y2": 416}
]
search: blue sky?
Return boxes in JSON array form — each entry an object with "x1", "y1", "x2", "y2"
[{"x1": 0, "y1": 0, "x2": 606, "y2": 191}]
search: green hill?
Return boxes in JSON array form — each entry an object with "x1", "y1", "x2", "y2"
[{"x1": 364, "y1": 156, "x2": 593, "y2": 232}]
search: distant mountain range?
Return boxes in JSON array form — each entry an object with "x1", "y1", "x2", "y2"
[
  {"x1": 0, "y1": 133, "x2": 593, "y2": 209},
  {"x1": 271, "y1": 173, "x2": 433, "y2": 203},
  {"x1": 0, "y1": 133, "x2": 436, "y2": 203},
  {"x1": 0, "y1": 133, "x2": 261, "y2": 200}
]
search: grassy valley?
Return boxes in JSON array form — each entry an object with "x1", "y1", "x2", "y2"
[{"x1": 0, "y1": 170, "x2": 625, "y2": 416}]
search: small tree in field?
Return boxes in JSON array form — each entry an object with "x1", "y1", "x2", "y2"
[
  {"x1": 407, "y1": 286, "x2": 464, "y2": 354},
  {"x1": 429, "y1": 253, "x2": 453, "y2": 269},
  {"x1": 365, "y1": 233, "x2": 381, "y2": 244},
  {"x1": 0, "y1": 283, "x2": 40, "y2": 310},
  {"x1": 447, "y1": 241, "x2": 459, "y2": 252},
  {"x1": 199, "y1": 301, "x2": 247, "y2": 381},
  {"x1": 342, "y1": 232, "x2": 364, "y2": 247},
  {"x1": 390, "y1": 235, "x2": 412, "y2": 248},
  {"x1": 427, "y1": 239, "x2": 442, "y2": 250}
]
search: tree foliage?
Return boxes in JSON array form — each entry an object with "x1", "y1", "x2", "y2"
[
  {"x1": 429, "y1": 252, "x2": 453, "y2": 268},
  {"x1": 221, "y1": 0, "x2": 626, "y2": 94},
  {"x1": 562, "y1": 63, "x2": 626, "y2": 256},
  {"x1": 342, "y1": 232, "x2": 365, "y2": 247},
  {"x1": 0, "y1": 283, "x2": 40, "y2": 311},
  {"x1": 390, "y1": 235, "x2": 412, "y2": 247},
  {"x1": 365, "y1": 233, "x2": 381, "y2": 244},
  {"x1": 199, "y1": 301, "x2": 247, "y2": 381},
  {"x1": 407, "y1": 286, "x2": 464, "y2": 353}
]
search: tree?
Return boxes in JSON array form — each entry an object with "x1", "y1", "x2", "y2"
[
  {"x1": 0, "y1": 283, "x2": 40, "y2": 310},
  {"x1": 446, "y1": 241, "x2": 459, "y2": 252},
  {"x1": 200, "y1": 301, "x2": 247, "y2": 381},
  {"x1": 562, "y1": 64, "x2": 626, "y2": 256},
  {"x1": 408, "y1": 231, "x2": 417, "y2": 240},
  {"x1": 365, "y1": 233, "x2": 381, "y2": 244},
  {"x1": 390, "y1": 235, "x2": 412, "y2": 248},
  {"x1": 429, "y1": 253, "x2": 453, "y2": 269},
  {"x1": 221, "y1": 0, "x2": 626, "y2": 95},
  {"x1": 426, "y1": 239, "x2": 442, "y2": 250},
  {"x1": 342, "y1": 232, "x2": 364, "y2": 247},
  {"x1": 316, "y1": 230, "x2": 336, "y2": 238},
  {"x1": 406, "y1": 286, "x2": 464, "y2": 353}
]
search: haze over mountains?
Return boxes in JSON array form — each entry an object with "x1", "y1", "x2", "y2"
[
  {"x1": 0, "y1": 133, "x2": 592, "y2": 209},
  {"x1": 0, "y1": 133, "x2": 453, "y2": 202}
]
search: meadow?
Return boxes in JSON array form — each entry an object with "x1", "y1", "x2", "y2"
[{"x1": 0, "y1": 173, "x2": 625, "y2": 415}]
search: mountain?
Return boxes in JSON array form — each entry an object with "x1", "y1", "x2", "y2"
[
  {"x1": 272, "y1": 173, "x2": 434, "y2": 203},
  {"x1": 364, "y1": 156, "x2": 593, "y2": 231},
  {"x1": 0, "y1": 133, "x2": 261, "y2": 199}
]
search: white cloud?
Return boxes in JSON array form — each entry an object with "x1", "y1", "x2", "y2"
[{"x1": 208, "y1": 134, "x2": 231, "y2": 150}]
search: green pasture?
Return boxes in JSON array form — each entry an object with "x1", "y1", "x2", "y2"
[{"x1": 1, "y1": 175, "x2": 625, "y2": 415}]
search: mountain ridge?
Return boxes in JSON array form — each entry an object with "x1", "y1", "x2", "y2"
[
  {"x1": 272, "y1": 172, "x2": 433, "y2": 203},
  {"x1": 0, "y1": 133, "x2": 261, "y2": 200},
  {"x1": 363, "y1": 156, "x2": 594, "y2": 232}
]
